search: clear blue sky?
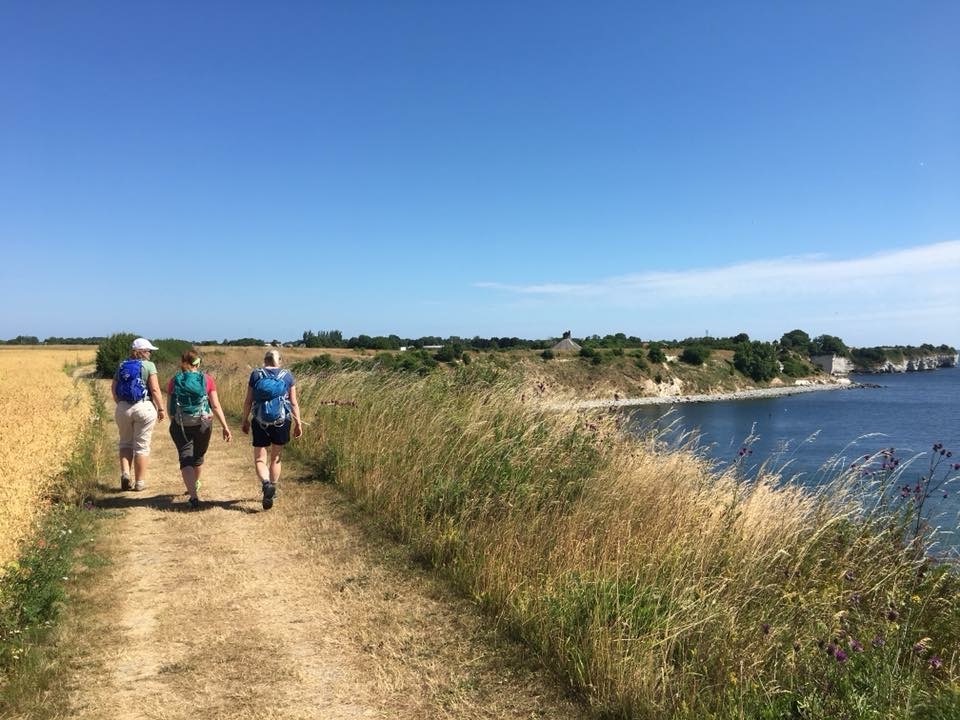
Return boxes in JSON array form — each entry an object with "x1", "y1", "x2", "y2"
[{"x1": 2, "y1": 1, "x2": 958, "y2": 346}]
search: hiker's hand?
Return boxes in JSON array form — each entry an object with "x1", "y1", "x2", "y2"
[
  {"x1": 241, "y1": 419, "x2": 250, "y2": 434},
  {"x1": 293, "y1": 423, "x2": 303, "y2": 439},
  {"x1": 222, "y1": 427, "x2": 232, "y2": 442}
]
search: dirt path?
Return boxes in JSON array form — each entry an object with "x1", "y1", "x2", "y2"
[{"x1": 57, "y1": 387, "x2": 587, "y2": 719}]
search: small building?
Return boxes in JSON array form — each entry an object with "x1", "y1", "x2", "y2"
[{"x1": 551, "y1": 333, "x2": 581, "y2": 353}]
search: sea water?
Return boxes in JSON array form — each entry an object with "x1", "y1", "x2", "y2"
[{"x1": 627, "y1": 367, "x2": 960, "y2": 542}]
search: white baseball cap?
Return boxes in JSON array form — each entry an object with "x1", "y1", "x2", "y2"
[{"x1": 131, "y1": 338, "x2": 159, "y2": 351}]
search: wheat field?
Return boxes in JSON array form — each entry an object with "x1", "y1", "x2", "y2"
[{"x1": 0, "y1": 347, "x2": 96, "y2": 570}]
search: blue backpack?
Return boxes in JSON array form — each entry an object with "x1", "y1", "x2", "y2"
[
  {"x1": 252, "y1": 368, "x2": 290, "y2": 426},
  {"x1": 116, "y1": 359, "x2": 148, "y2": 402}
]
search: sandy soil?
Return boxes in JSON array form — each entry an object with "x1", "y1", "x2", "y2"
[{"x1": 55, "y1": 385, "x2": 587, "y2": 720}]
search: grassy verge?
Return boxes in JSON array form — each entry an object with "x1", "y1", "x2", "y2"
[
  {"x1": 0, "y1": 380, "x2": 109, "y2": 716},
  {"x1": 217, "y1": 361, "x2": 960, "y2": 719}
]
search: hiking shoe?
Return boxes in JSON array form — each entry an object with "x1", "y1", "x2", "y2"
[
  {"x1": 261, "y1": 482, "x2": 276, "y2": 510},
  {"x1": 188, "y1": 496, "x2": 200, "y2": 510},
  {"x1": 133, "y1": 480, "x2": 145, "y2": 491},
  {"x1": 121, "y1": 475, "x2": 131, "y2": 491}
]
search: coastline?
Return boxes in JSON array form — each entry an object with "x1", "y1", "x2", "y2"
[{"x1": 552, "y1": 379, "x2": 863, "y2": 410}]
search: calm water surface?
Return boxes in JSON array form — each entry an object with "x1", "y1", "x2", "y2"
[{"x1": 628, "y1": 368, "x2": 960, "y2": 534}]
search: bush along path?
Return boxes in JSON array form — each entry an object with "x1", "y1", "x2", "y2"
[{"x1": 42, "y1": 382, "x2": 587, "y2": 720}]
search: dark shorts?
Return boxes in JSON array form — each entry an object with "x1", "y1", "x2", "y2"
[
  {"x1": 252, "y1": 419, "x2": 291, "y2": 448},
  {"x1": 169, "y1": 422, "x2": 212, "y2": 468}
]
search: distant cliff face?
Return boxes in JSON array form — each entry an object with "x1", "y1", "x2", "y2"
[
  {"x1": 811, "y1": 353, "x2": 958, "y2": 375},
  {"x1": 855, "y1": 353, "x2": 959, "y2": 374}
]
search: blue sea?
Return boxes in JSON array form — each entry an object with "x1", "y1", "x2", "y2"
[{"x1": 627, "y1": 368, "x2": 960, "y2": 540}]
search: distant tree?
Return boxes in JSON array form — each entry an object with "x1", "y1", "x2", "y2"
[
  {"x1": 733, "y1": 341, "x2": 778, "y2": 381},
  {"x1": 541, "y1": 349, "x2": 555, "y2": 361},
  {"x1": 810, "y1": 334, "x2": 848, "y2": 357},
  {"x1": 780, "y1": 329, "x2": 812, "y2": 354},
  {"x1": 731, "y1": 332, "x2": 750, "y2": 344},
  {"x1": 4, "y1": 335, "x2": 40, "y2": 345}
]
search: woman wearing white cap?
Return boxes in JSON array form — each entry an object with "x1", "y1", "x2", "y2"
[{"x1": 111, "y1": 337, "x2": 165, "y2": 491}]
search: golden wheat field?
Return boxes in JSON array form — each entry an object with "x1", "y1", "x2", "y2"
[{"x1": 0, "y1": 347, "x2": 96, "y2": 569}]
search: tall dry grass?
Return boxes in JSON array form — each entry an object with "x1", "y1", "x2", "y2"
[
  {"x1": 219, "y1": 360, "x2": 960, "y2": 718},
  {"x1": 0, "y1": 348, "x2": 96, "y2": 570}
]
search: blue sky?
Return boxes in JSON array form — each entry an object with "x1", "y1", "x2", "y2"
[{"x1": 1, "y1": 1, "x2": 957, "y2": 346}]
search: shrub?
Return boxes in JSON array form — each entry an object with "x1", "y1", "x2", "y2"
[
  {"x1": 95, "y1": 334, "x2": 191, "y2": 378},
  {"x1": 647, "y1": 343, "x2": 666, "y2": 363},
  {"x1": 679, "y1": 346, "x2": 710, "y2": 365},
  {"x1": 779, "y1": 354, "x2": 809, "y2": 378},
  {"x1": 733, "y1": 341, "x2": 778, "y2": 381},
  {"x1": 151, "y1": 338, "x2": 193, "y2": 367},
  {"x1": 95, "y1": 332, "x2": 136, "y2": 378},
  {"x1": 540, "y1": 349, "x2": 555, "y2": 361}
]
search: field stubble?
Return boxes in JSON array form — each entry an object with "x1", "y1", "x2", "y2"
[{"x1": 0, "y1": 347, "x2": 96, "y2": 570}]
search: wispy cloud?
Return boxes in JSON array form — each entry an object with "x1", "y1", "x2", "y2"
[
  {"x1": 474, "y1": 240, "x2": 960, "y2": 344},
  {"x1": 476, "y1": 240, "x2": 960, "y2": 305}
]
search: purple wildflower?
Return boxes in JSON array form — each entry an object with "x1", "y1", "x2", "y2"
[
  {"x1": 929, "y1": 655, "x2": 943, "y2": 670},
  {"x1": 913, "y1": 642, "x2": 925, "y2": 655},
  {"x1": 761, "y1": 623, "x2": 771, "y2": 635},
  {"x1": 850, "y1": 638, "x2": 864, "y2": 652},
  {"x1": 886, "y1": 609, "x2": 899, "y2": 622},
  {"x1": 834, "y1": 649, "x2": 848, "y2": 663},
  {"x1": 871, "y1": 635, "x2": 885, "y2": 649}
]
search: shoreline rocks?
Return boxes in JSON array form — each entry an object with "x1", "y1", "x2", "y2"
[{"x1": 552, "y1": 379, "x2": 869, "y2": 411}]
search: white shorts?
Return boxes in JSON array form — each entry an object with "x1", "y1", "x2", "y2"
[{"x1": 115, "y1": 400, "x2": 158, "y2": 455}]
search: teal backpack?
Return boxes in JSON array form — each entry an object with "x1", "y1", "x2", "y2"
[{"x1": 171, "y1": 371, "x2": 210, "y2": 426}]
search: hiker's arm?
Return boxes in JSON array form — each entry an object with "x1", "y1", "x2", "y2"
[
  {"x1": 289, "y1": 385, "x2": 303, "y2": 439},
  {"x1": 111, "y1": 378, "x2": 118, "y2": 403},
  {"x1": 148, "y1": 373, "x2": 165, "y2": 421},
  {"x1": 240, "y1": 385, "x2": 253, "y2": 434},
  {"x1": 208, "y1": 389, "x2": 232, "y2": 442}
]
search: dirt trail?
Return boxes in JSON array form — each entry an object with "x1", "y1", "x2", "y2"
[{"x1": 59, "y1": 387, "x2": 586, "y2": 719}]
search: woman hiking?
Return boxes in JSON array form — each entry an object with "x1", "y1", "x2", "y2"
[
  {"x1": 240, "y1": 349, "x2": 302, "y2": 510},
  {"x1": 167, "y1": 349, "x2": 232, "y2": 509},
  {"x1": 112, "y1": 337, "x2": 165, "y2": 491}
]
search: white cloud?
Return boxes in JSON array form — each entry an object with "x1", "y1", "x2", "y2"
[
  {"x1": 477, "y1": 241, "x2": 960, "y2": 302},
  {"x1": 474, "y1": 240, "x2": 960, "y2": 344}
]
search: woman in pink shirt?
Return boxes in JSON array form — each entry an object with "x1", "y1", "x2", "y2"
[{"x1": 167, "y1": 349, "x2": 232, "y2": 509}]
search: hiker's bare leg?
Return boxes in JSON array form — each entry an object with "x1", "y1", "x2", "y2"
[
  {"x1": 254, "y1": 446, "x2": 270, "y2": 482},
  {"x1": 194, "y1": 465, "x2": 203, "y2": 487},
  {"x1": 181, "y1": 466, "x2": 198, "y2": 499},
  {"x1": 269, "y1": 445, "x2": 283, "y2": 484},
  {"x1": 119, "y1": 448, "x2": 134, "y2": 478},
  {"x1": 134, "y1": 453, "x2": 149, "y2": 483}
]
